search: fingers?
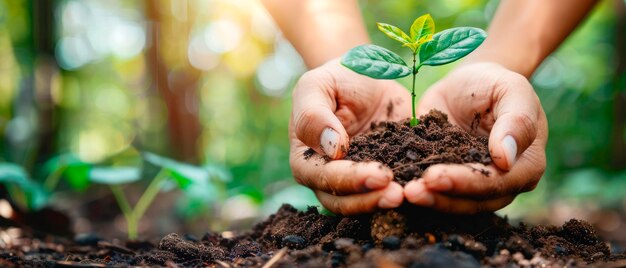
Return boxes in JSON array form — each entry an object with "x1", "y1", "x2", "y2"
[
  {"x1": 316, "y1": 182, "x2": 404, "y2": 215},
  {"x1": 420, "y1": 163, "x2": 504, "y2": 198},
  {"x1": 291, "y1": 144, "x2": 394, "y2": 195},
  {"x1": 489, "y1": 73, "x2": 540, "y2": 170},
  {"x1": 404, "y1": 179, "x2": 514, "y2": 214},
  {"x1": 292, "y1": 70, "x2": 350, "y2": 159},
  {"x1": 419, "y1": 155, "x2": 543, "y2": 198}
]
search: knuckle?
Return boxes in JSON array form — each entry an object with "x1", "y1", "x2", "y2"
[
  {"x1": 318, "y1": 168, "x2": 334, "y2": 194},
  {"x1": 511, "y1": 113, "x2": 538, "y2": 144},
  {"x1": 293, "y1": 107, "x2": 317, "y2": 142},
  {"x1": 330, "y1": 197, "x2": 344, "y2": 215}
]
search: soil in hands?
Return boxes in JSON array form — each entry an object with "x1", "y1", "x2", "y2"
[{"x1": 344, "y1": 109, "x2": 491, "y2": 184}]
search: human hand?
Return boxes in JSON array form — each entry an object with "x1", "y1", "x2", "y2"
[
  {"x1": 289, "y1": 59, "x2": 409, "y2": 215},
  {"x1": 404, "y1": 62, "x2": 548, "y2": 214}
]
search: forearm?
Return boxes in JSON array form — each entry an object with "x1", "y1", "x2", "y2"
[
  {"x1": 465, "y1": 0, "x2": 598, "y2": 77},
  {"x1": 262, "y1": 0, "x2": 369, "y2": 68}
]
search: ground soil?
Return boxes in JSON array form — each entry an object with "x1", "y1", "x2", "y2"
[
  {"x1": 0, "y1": 204, "x2": 625, "y2": 267},
  {"x1": 1, "y1": 110, "x2": 625, "y2": 267}
]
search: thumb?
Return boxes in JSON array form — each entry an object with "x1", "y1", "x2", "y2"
[
  {"x1": 488, "y1": 74, "x2": 540, "y2": 171},
  {"x1": 291, "y1": 71, "x2": 350, "y2": 159}
]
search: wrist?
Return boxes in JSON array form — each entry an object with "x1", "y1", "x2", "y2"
[{"x1": 460, "y1": 36, "x2": 543, "y2": 78}]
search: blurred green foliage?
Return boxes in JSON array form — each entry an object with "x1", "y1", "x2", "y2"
[{"x1": 0, "y1": 0, "x2": 623, "y2": 231}]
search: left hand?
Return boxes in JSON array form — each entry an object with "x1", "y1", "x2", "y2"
[{"x1": 403, "y1": 62, "x2": 548, "y2": 214}]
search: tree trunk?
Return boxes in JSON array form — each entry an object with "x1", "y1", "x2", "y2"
[{"x1": 144, "y1": 0, "x2": 202, "y2": 164}]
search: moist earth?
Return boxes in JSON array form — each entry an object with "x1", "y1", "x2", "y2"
[
  {"x1": 344, "y1": 109, "x2": 491, "y2": 184},
  {"x1": 0, "y1": 204, "x2": 624, "y2": 267}
]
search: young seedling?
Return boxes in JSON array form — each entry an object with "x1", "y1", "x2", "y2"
[
  {"x1": 89, "y1": 152, "x2": 229, "y2": 240},
  {"x1": 341, "y1": 14, "x2": 487, "y2": 126}
]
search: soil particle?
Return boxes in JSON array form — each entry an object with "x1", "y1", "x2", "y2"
[
  {"x1": 382, "y1": 236, "x2": 401, "y2": 250},
  {"x1": 74, "y1": 233, "x2": 102, "y2": 246},
  {"x1": 303, "y1": 148, "x2": 316, "y2": 160},
  {"x1": 386, "y1": 100, "x2": 394, "y2": 118},
  {"x1": 156, "y1": 233, "x2": 225, "y2": 263},
  {"x1": 282, "y1": 235, "x2": 307, "y2": 249},
  {"x1": 371, "y1": 210, "x2": 406, "y2": 244}
]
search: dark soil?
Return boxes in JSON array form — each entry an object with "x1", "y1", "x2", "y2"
[
  {"x1": 344, "y1": 109, "x2": 491, "y2": 184},
  {"x1": 1, "y1": 204, "x2": 625, "y2": 267}
]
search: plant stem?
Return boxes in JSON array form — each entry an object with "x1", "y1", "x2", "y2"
[
  {"x1": 410, "y1": 52, "x2": 418, "y2": 126},
  {"x1": 133, "y1": 169, "x2": 168, "y2": 227},
  {"x1": 127, "y1": 215, "x2": 138, "y2": 240},
  {"x1": 43, "y1": 166, "x2": 66, "y2": 191},
  {"x1": 109, "y1": 185, "x2": 136, "y2": 239},
  {"x1": 109, "y1": 169, "x2": 169, "y2": 240}
]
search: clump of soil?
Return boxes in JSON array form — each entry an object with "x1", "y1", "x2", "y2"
[
  {"x1": 1, "y1": 204, "x2": 624, "y2": 267},
  {"x1": 345, "y1": 109, "x2": 491, "y2": 184}
]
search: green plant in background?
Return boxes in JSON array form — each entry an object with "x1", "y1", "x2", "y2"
[
  {"x1": 341, "y1": 14, "x2": 487, "y2": 126},
  {"x1": 0, "y1": 150, "x2": 229, "y2": 240},
  {"x1": 0, "y1": 163, "x2": 49, "y2": 210},
  {"x1": 89, "y1": 152, "x2": 229, "y2": 240},
  {"x1": 0, "y1": 155, "x2": 92, "y2": 211}
]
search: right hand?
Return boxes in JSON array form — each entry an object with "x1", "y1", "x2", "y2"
[{"x1": 290, "y1": 59, "x2": 409, "y2": 215}]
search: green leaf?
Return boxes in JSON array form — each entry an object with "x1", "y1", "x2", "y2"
[
  {"x1": 143, "y1": 152, "x2": 230, "y2": 189},
  {"x1": 42, "y1": 154, "x2": 92, "y2": 191},
  {"x1": 0, "y1": 163, "x2": 30, "y2": 185},
  {"x1": 376, "y1": 23, "x2": 411, "y2": 44},
  {"x1": 42, "y1": 154, "x2": 82, "y2": 173},
  {"x1": 169, "y1": 171, "x2": 194, "y2": 189},
  {"x1": 64, "y1": 163, "x2": 91, "y2": 191},
  {"x1": 410, "y1": 14, "x2": 435, "y2": 43},
  {"x1": 0, "y1": 163, "x2": 49, "y2": 210},
  {"x1": 341, "y1": 44, "x2": 411, "y2": 79},
  {"x1": 419, "y1": 27, "x2": 487, "y2": 67},
  {"x1": 89, "y1": 167, "x2": 141, "y2": 185},
  {"x1": 143, "y1": 152, "x2": 208, "y2": 183}
]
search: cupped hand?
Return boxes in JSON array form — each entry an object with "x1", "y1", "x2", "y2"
[
  {"x1": 404, "y1": 62, "x2": 548, "y2": 214},
  {"x1": 289, "y1": 58, "x2": 410, "y2": 215}
]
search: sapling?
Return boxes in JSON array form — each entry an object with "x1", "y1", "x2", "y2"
[
  {"x1": 341, "y1": 14, "x2": 487, "y2": 126},
  {"x1": 89, "y1": 152, "x2": 229, "y2": 240}
]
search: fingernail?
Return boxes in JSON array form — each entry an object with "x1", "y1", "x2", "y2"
[
  {"x1": 407, "y1": 182, "x2": 435, "y2": 207},
  {"x1": 378, "y1": 184, "x2": 403, "y2": 209},
  {"x1": 365, "y1": 177, "x2": 388, "y2": 190},
  {"x1": 502, "y1": 135, "x2": 517, "y2": 168},
  {"x1": 426, "y1": 176, "x2": 452, "y2": 191},
  {"x1": 320, "y1": 128, "x2": 340, "y2": 158}
]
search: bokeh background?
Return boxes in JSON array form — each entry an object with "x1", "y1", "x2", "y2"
[{"x1": 0, "y1": 0, "x2": 624, "y2": 244}]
